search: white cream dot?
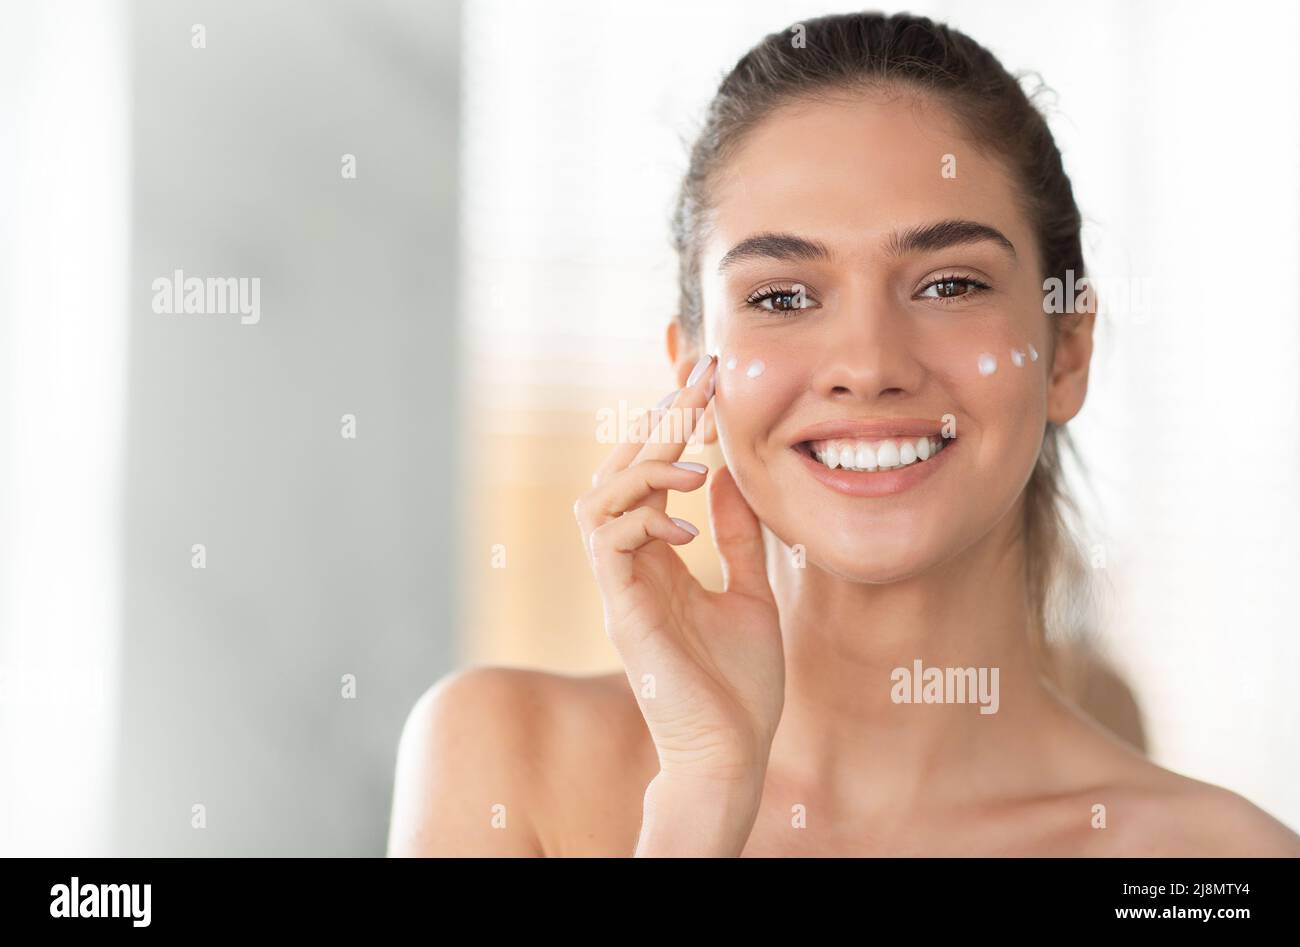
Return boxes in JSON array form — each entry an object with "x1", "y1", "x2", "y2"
[
  {"x1": 1010, "y1": 349, "x2": 1025, "y2": 368},
  {"x1": 977, "y1": 353, "x2": 998, "y2": 376},
  {"x1": 745, "y1": 359, "x2": 765, "y2": 378},
  {"x1": 725, "y1": 355, "x2": 737, "y2": 370},
  {"x1": 1027, "y1": 343, "x2": 1039, "y2": 362}
]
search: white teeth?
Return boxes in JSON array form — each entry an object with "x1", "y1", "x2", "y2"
[{"x1": 809, "y1": 435, "x2": 949, "y2": 472}]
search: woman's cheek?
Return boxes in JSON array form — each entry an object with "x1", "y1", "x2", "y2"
[
  {"x1": 968, "y1": 339, "x2": 1042, "y2": 380},
  {"x1": 968, "y1": 344, "x2": 1047, "y2": 451},
  {"x1": 713, "y1": 346, "x2": 798, "y2": 460},
  {"x1": 926, "y1": 323, "x2": 1049, "y2": 473}
]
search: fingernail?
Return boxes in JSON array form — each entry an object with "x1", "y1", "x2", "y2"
[
  {"x1": 654, "y1": 389, "x2": 679, "y2": 412},
  {"x1": 672, "y1": 462, "x2": 708, "y2": 474},
  {"x1": 686, "y1": 354, "x2": 714, "y2": 388},
  {"x1": 671, "y1": 517, "x2": 699, "y2": 536}
]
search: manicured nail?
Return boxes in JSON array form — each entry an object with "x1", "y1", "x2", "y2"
[
  {"x1": 672, "y1": 462, "x2": 708, "y2": 474},
  {"x1": 655, "y1": 389, "x2": 679, "y2": 411},
  {"x1": 686, "y1": 354, "x2": 714, "y2": 388},
  {"x1": 671, "y1": 517, "x2": 699, "y2": 536}
]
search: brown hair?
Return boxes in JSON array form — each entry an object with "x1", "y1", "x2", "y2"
[{"x1": 670, "y1": 11, "x2": 1092, "y2": 658}]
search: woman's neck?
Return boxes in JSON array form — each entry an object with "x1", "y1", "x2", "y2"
[{"x1": 762, "y1": 508, "x2": 1068, "y2": 815}]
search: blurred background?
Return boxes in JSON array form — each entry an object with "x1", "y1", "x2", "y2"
[{"x1": 1, "y1": 0, "x2": 1297, "y2": 856}]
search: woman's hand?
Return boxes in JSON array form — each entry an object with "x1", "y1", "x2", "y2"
[{"x1": 573, "y1": 355, "x2": 785, "y2": 852}]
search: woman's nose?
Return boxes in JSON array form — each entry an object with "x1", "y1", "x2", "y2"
[{"x1": 810, "y1": 290, "x2": 926, "y2": 401}]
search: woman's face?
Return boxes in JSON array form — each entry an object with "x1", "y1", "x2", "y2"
[{"x1": 698, "y1": 91, "x2": 1079, "y2": 582}]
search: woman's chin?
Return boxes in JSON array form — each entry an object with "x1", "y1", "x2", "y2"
[
  {"x1": 818, "y1": 555, "x2": 935, "y2": 585},
  {"x1": 770, "y1": 532, "x2": 948, "y2": 585}
]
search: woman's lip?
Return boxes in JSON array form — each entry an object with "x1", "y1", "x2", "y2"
[
  {"x1": 788, "y1": 416, "x2": 947, "y2": 444},
  {"x1": 793, "y1": 437, "x2": 956, "y2": 498}
]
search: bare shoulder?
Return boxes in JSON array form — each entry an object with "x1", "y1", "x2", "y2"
[
  {"x1": 1130, "y1": 774, "x2": 1300, "y2": 856},
  {"x1": 528, "y1": 668, "x2": 661, "y2": 855},
  {"x1": 386, "y1": 666, "x2": 548, "y2": 856},
  {"x1": 1036, "y1": 680, "x2": 1300, "y2": 857},
  {"x1": 1066, "y1": 749, "x2": 1300, "y2": 856},
  {"x1": 387, "y1": 665, "x2": 655, "y2": 857}
]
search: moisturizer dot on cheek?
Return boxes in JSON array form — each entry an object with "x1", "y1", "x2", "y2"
[
  {"x1": 1010, "y1": 348, "x2": 1025, "y2": 368},
  {"x1": 745, "y1": 359, "x2": 766, "y2": 379},
  {"x1": 1027, "y1": 343, "x2": 1039, "y2": 362},
  {"x1": 977, "y1": 353, "x2": 998, "y2": 376},
  {"x1": 725, "y1": 355, "x2": 737, "y2": 371}
]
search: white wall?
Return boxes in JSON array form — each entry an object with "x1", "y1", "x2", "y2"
[{"x1": 0, "y1": 0, "x2": 129, "y2": 857}]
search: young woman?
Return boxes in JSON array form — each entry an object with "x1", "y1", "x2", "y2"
[{"x1": 388, "y1": 11, "x2": 1300, "y2": 857}]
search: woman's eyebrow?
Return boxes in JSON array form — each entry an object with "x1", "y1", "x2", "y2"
[
  {"x1": 717, "y1": 219, "x2": 1016, "y2": 273},
  {"x1": 716, "y1": 232, "x2": 832, "y2": 272},
  {"x1": 886, "y1": 219, "x2": 1017, "y2": 259}
]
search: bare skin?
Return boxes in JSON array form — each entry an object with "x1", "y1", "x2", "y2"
[
  {"x1": 387, "y1": 90, "x2": 1300, "y2": 858},
  {"x1": 389, "y1": 667, "x2": 1300, "y2": 856}
]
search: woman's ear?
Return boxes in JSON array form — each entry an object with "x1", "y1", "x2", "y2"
[
  {"x1": 1046, "y1": 309, "x2": 1096, "y2": 425},
  {"x1": 665, "y1": 318, "x2": 680, "y2": 365},
  {"x1": 666, "y1": 318, "x2": 707, "y2": 387},
  {"x1": 665, "y1": 318, "x2": 698, "y2": 387}
]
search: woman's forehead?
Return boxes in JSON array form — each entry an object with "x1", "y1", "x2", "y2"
[{"x1": 705, "y1": 96, "x2": 1023, "y2": 253}]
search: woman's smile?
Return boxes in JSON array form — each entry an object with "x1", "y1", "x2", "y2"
[
  {"x1": 776, "y1": 415, "x2": 957, "y2": 498},
  {"x1": 805, "y1": 434, "x2": 947, "y2": 471},
  {"x1": 792, "y1": 429, "x2": 956, "y2": 498}
]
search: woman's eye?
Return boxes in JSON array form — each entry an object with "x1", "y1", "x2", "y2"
[
  {"x1": 918, "y1": 276, "x2": 990, "y2": 302},
  {"x1": 746, "y1": 285, "x2": 818, "y2": 313}
]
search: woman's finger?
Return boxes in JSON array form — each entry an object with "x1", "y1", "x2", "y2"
[
  {"x1": 632, "y1": 354, "x2": 716, "y2": 468},
  {"x1": 591, "y1": 390, "x2": 678, "y2": 488},
  {"x1": 694, "y1": 399, "x2": 718, "y2": 445},
  {"x1": 574, "y1": 460, "x2": 709, "y2": 538},
  {"x1": 708, "y1": 465, "x2": 775, "y2": 603},
  {"x1": 588, "y1": 505, "x2": 699, "y2": 595}
]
